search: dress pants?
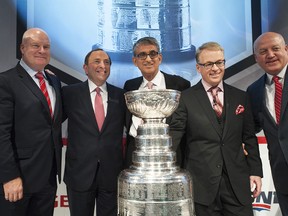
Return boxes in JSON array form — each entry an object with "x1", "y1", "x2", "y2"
[
  {"x1": 67, "y1": 162, "x2": 117, "y2": 216},
  {"x1": 0, "y1": 167, "x2": 57, "y2": 216},
  {"x1": 275, "y1": 191, "x2": 288, "y2": 216},
  {"x1": 124, "y1": 135, "x2": 135, "y2": 169},
  {"x1": 195, "y1": 171, "x2": 254, "y2": 216}
]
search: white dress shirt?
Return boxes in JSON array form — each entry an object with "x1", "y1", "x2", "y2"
[
  {"x1": 265, "y1": 64, "x2": 287, "y2": 122},
  {"x1": 129, "y1": 71, "x2": 166, "y2": 137},
  {"x1": 87, "y1": 79, "x2": 108, "y2": 116},
  {"x1": 20, "y1": 59, "x2": 56, "y2": 113},
  {"x1": 201, "y1": 79, "x2": 224, "y2": 108}
]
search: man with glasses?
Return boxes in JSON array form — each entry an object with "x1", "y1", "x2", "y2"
[
  {"x1": 169, "y1": 42, "x2": 263, "y2": 216},
  {"x1": 123, "y1": 36, "x2": 190, "y2": 168}
]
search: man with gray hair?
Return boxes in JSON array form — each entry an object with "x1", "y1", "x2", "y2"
[{"x1": 123, "y1": 36, "x2": 191, "y2": 168}]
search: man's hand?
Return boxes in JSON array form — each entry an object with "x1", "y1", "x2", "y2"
[
  {"x1": 242, "y1": 143, "x2": 248, "y2": 156},
  {"x1": 3, "y1": 177, "x2": 23, "y2": 202},
  {"x1": 250, "y1": 176, "x2": 262, "y2": 198}
]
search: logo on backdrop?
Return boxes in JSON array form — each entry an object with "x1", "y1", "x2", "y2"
[{"x1": 253, "y1": 191, "x2": 278, "y2": 212}]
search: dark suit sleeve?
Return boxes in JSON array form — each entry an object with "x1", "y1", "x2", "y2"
[
  {"x1": 169, "y1": 95, "x2": 188, "y2": 152},
  {"x1": 0, "y1": 74, "x2": 21, "y2": 183},
  {"x1": 242, "y1": 93, "x2": 263, "y2": 177},
  {"x1": 246, "y1": 85, "x2": 263, "y2": 133},
  {"x1": 180, "y1": 78, "x2": 191, "y2": 90},
  {"x1": 123, "y1": 81, "x2": 128, "y2": 91}
]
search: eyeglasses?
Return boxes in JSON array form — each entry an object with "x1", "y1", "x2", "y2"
[
  {"x1": 135, "y1": 50, "x2": 159, "y2": 60},
  {"x1": 198, "y1": 60, "x2": 226, "y2": 70}
]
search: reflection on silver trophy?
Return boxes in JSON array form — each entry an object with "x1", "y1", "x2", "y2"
[
  {"x1": 93, "y1": 0, "x2": 195, "y2": 61},
  {"x1": 118, "y1": 89, "x2": 195, "y2": 216}
]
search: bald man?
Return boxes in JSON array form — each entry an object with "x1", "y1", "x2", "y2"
[
  {"x1": 0, "y1": 28, "x2": 63, "y2": 216},
  {"x1": 247, "y1": 32, "x2": 288, "y2": 215}
]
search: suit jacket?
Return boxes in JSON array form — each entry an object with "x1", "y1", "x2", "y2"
[
  {"x1": 170, "y1": 81, "x2": 263, "y2": 206},
  {"x1": 63, "y1": 81, "x2": 126, "y2": 191},
  {"x1": 247, "y1": 70, "x2": 288, "y2": 194},
  {"x1": 0, "y1": 63, "x2": 62, "y2": 193},
  {"x1": 123, "y1": 71, "x2": 191, "y2": 167}
]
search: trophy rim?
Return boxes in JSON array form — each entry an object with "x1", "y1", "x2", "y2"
[{"x1": 124, "y1": 89, "x2": 181, "y2": 96}]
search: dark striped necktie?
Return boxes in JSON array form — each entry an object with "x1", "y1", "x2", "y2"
[{"x1": 273, "y1": 76, "x2": 282, "y2": 124}]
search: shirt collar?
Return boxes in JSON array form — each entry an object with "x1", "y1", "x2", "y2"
[
  {"x1": 201, "y1": 79, "x2": 224, "y2": 92},
  {"x1": 87, "y1": 78, "x2": 107, "y2": 93},
  {"x1": 266, "y1": 64, "x2": 288, "y2": 85},
  {"x1": 20, "y1": 59, "x2": 46, "y2": 78},
  {"x1": 143, "y1": 70, "x2": 163, "y2": 87}
]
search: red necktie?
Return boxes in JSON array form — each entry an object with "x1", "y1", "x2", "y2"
[
  {"x1": 273, "y1": 76, "x2": 282, "y2": 124},
  {"x1": 95, "y1": 87, "x2": 105, "y2": 130},
  {"x1": 35, "y1": 72, "x2": 53, "y2": 117},
  {"x1": 209, "y1": 87, "x2": 223, "y2": 117}
]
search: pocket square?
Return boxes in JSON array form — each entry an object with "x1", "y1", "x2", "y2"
[{"x1": 235, "y1": 105, "x2": 245, "y2": 115}]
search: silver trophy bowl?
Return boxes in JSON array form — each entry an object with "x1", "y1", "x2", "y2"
[
  {"x1": 124, "y1": 89, "x2": 180, "y2": 120},
  {"x1": 118, "y1": 89, "x2": 195, "y2": 216}
]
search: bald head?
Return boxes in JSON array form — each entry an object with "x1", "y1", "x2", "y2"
[
  {"x1": 253, "y1": 32, "x2": 288, "y2": 75},
  {"x1": 20, "y1": 28, "x2": 51, "y2": 71},
  {"x1": 254, "y1": 32, "x2": 285, "y2": 53},
  {"x1": 22, "y1": 28, "x2": 50, "y2": 45}
]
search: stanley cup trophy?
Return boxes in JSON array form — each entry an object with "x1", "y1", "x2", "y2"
[{"x1": 118, "y1": 89, "x2": 195, "y2": 216}]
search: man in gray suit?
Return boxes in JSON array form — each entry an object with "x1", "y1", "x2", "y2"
[
  {"x1": 247, "y1": 32, "x2": 288, "y2": 216},
  {"x1": 170, "y1": 42, "x2": 263, "y2": 216}
]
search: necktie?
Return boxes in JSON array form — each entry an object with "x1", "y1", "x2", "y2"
[
  {"x1": 147, "y1": 81, "x2": 153, "y2": 89},
  {"x1": 209, "y1": 87, "x2": 223, "y2": 117},
  {"x1": 273, "y1": 76, "x2": 282, "y2": 124},
  {"x1": 35, "y1": 72, "x2": 53, "y2": 117},
  {"x1": 95, "y1": 87, "x2": 105, "y2": 130}
]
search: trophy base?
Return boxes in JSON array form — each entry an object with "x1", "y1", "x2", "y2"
[{"x1": 118, "y1": 198, "x2": 195, "y2": 216}]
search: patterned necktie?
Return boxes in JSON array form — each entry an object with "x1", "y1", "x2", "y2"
[
  {"x1": 95, "y1": 87, "x2": 105, "y2": 130},
  {"x1": 273, "y1": 76, "x2": 282, "y2": 124},
  {"x1": 35, "y1": 72, "x2": 53, "y2": 117},
  {"x1": 209, "y1": 87, "x2": 223, "y2": 117}
]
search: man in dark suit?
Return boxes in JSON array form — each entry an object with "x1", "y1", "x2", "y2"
[
  {"x1": 63, "y1": 48, "x2": 126, "y2": 216},
  {"x1": 124, "y1": 36, "x2": 190, "y2": 168},
  {"x1": 0, "y1": 28, "x2": 62, "y2": 216},
  {"x1": 247, "y1": 32, "x2": 288, "y2": 215},
  {"x1": 170, "y1": 42, "x2": 263, "y2": 216}
]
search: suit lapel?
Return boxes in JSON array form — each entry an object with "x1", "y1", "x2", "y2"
[
  {"x1": 260, "y1": 75, "x2": 278, "y2": 126},
  {"x1": 17, "y1": 64, "x2": 52, "y2": 120},
  {"x1": 45, "y1": 71, "x2": 60, "y2": 122},
  {"x1": 281, "y1": 67, "x2": 288, "y2": 120},
  {"x1": 163, "y1": 72, "x2": 173, "y2": 88},
  {"x1": 130, "y1": 77, "x2": 143, "y2": 90},
  {"x1": 195, "y1": 82, "x2": 223, "y2": 137},
  {"x1": 222, "y1": 84, "x2": 232, "y2": 138},
  {"x1": 101, "y1": 83, "x2": 115, "y2": 132},
  {"x1": 82, "y1": 81, "x2": 100, "y2": 130}
]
